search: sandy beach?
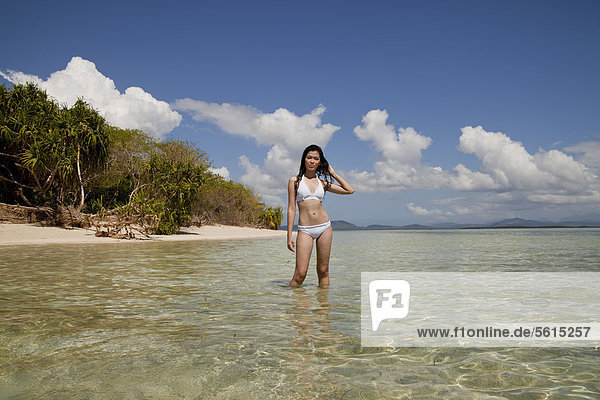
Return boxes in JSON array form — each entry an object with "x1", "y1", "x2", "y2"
[{"x1": 0, "y1": 223, "x2": 286, "y2": 246}]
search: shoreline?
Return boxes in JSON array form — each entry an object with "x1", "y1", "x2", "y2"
[{"x1": 0, "y1": 223, "x2": 286, "y2": 246}]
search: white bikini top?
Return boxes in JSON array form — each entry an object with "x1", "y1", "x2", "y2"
[{"x1": 296, "y1": 175, "x2": 325, "y2": 203}]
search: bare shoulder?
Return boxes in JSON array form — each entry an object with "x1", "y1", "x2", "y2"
[{"x1": 289, "y1": 176, "x2": 298, "y2": 184}]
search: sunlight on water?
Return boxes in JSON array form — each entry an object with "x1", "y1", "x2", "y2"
[{"x1": 1, "y1": 229, "x2": 599, "y2": 399}]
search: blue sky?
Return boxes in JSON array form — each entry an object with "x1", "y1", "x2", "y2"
[{"x1": 2, "y1": 0, "x2": 599, "y2": 226}]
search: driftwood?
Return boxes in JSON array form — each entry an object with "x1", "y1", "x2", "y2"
[
  {"x1": 0, "y1": 202, "x2": 55, "y2": 224},
  {"x1": 86, "y1": 209, "x2": 158, "y2": 240},
  {"x1": 0, "y1": 201, "x2": 157, "y2": 240},
  {"x1": 0, "y1": 202, "x2": 89, "y2": 227}
]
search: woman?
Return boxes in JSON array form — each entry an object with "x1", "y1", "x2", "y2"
[{"x1": 287, "y1": 144, "x2": 354, "y2": 288}]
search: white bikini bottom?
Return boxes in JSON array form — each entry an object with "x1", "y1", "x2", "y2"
[{"x1": 297, "y1": 221, "x2": 331, "y2": 239}]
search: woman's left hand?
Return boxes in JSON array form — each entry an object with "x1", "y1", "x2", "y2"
[{"x1": 328, "y1": 165, "x2": 336, "y2": 175}]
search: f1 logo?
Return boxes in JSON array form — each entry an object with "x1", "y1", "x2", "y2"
[{"x1": 369, "y1": 280, "x2": 410, "y2": 331}]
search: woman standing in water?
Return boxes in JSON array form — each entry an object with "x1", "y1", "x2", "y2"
[{"x1": 287, "y1": 144, "x2": 354, "y2": 288}]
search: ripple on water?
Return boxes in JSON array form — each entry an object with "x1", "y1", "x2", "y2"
[{"x1": 1, "y1": 229, "x2": 599, "y2": 398}]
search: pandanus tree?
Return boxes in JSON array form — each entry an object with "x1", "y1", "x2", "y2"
[
  {"x1": 1, "y1": 83, "x2": 60, "y2": 205},
  {"x1": 62, "y1": 99, "x2": 109, "y2": 209},
  {"x1": 0, "y1": 83, "x2": 110, "y2": 209}
]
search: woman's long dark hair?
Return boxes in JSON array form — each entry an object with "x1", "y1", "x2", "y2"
[{"x1": 295, "y1": 144, "x2": 333, "y2": 193}]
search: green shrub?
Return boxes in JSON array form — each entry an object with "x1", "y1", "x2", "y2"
[{"x1": 258, "y1": 206, "x2": 283, "y2": 230}]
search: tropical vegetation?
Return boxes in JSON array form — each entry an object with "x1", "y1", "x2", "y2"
[{"x1": 0, "y1": 83, "x2": 282, "y2": 235}]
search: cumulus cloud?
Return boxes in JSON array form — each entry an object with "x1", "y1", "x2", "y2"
[
  {"x1": 564, "y1": 141, "x2": 600, "y2": 168},
  {"x1": 174, "y1": 99, "x2": 340, "y2": 196},
  {"x1": 406, "y1": 202, "x2": 446, "y2": 216},
  {"x1": 173, "y1": 99, "x2": 338, "y2": 151},
  {"x1": 208, "y1": 166, "x2": 230, "y2": 180},
  {"x1": 349, "y1": 111, "x2": 600, "y2": 219},
  {"x1": 354, "y1": 109, "x2": 431, "y2": 165},
  {"x1": 456, "y1": 126, "x2": 595, "y2": 192},
  {"x1": 0, "y1": 57, "x2": 181, "y2": 137},
  {"x1": 448, "y1": 163, "x2": 500, "y2": 191},
  {"x1": 347, "y1": 109, "x2": 446, "y2": 192}
]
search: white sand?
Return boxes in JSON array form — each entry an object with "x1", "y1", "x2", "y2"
[{"x1": 0, "y1": 223, "x2": 286, "y2": 246}]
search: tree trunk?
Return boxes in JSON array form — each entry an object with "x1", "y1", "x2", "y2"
[{"x1": 77, "y1": 144, "x2": 85, "y2": 210}]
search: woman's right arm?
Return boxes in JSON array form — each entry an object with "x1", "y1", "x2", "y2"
[{"x1": 287, "y1": 177, "x2": 296, "y2": 252}]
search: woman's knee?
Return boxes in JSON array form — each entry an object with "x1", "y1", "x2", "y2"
[
  {"x1": 316, "y1": 264, "x2": 329, "y2": 277},
  {"x1": 294, "y1": 268, "x2": 308, "y2": 281}
]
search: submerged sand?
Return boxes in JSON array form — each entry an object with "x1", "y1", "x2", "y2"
[{"x1": 0, "y1": 223, "x2": 286, "y2": 246}]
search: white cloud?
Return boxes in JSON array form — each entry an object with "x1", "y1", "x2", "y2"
[
  {"x1": 564, "y1": 141, "x2": 600, "y2": 168},
  {"x1": 350, "y1": 111, "x2": 600, "y2": 219},
  {"x1": 172, "y1": 100, "x2": 600, "y2": 217},
  {"x1": 354, "y1": 109, "x2": 431, "y2": 165},
  {"x1": 347, "y1": 109, "x2": 446, "y2": 192},
  {"x1": 238, "y1": 156, "x2": 286, "y2": 207},
  {"x1": 448, "y1": 163, "x2": 500, "y2": 191},
  {"x1": 173, "y1": 99, "x2": 338, "y2": 152},
  {"x1": 174, "y1": 99, "x2": 340, "y2": 197},
  {"x1": 208, "y1": 166, "x2": 230, "y2": 180},
  {"x1": 1, "y1": 57, "x2": 181, "y2": 137},
  {"x1": 406, "y1": 202, "x2": 445, "y2": 216},
  {"x1": 525, "y1": 191, "x2": 600, "y2": 205},
  {"x1": 457, "y1": 126, "x2": 595, "y2": 192}
]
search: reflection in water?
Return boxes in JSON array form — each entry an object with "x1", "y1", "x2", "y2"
[
  {"x1": 1, "y1": 229, "x2": 599, "y2": 398},
  {"x1": 284, "y1": 287, "x2": 344, "y2": 395}
]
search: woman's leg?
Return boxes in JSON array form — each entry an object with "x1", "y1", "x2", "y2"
[
  {"x1": 289, "y1": 231, "x2": 314, "y2": 287},
  {"x1": 315, "y1": 226, "x2": 333, "y2": 288}
]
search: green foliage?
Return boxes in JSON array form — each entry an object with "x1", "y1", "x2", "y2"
[
  {"x1": 258, "y1": 206, "x2": 283, "y2": 230},
  {"x1": 84, "y1": 127, "x2": 156, "y2": 210},
  {"x1": 1, "y1": 83, "x2": 283, "y2": 233},
  {"x1": 193, "y1": 175, "x2": 283, "y2": 229},
  {"x1": 137, "y1": 141, "x2": 208, "y2": 234},
  {"x1": 0, "y1": 83, "x2": 109, "y2": 207},
  {"x1": 89, "y1": 132, "x2": 210, "y2": 234}
]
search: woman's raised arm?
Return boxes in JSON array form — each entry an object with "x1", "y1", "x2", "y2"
[{"x1": 326, "y1": 165, "x2": 354, "y2": 195}]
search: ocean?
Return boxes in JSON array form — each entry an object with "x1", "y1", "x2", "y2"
[{"x1": 1, "y1": 228, "x2": 599, "y2": 399}]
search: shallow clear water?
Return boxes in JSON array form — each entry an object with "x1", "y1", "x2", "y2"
[{"x1": 1, "y1": 229, "x2": 599, "y2": 399}]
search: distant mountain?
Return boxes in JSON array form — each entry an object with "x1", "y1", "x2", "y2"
[
  {"x1": 559, "y1": 213, "x2": 600, "y2": 223},
  {"x1": 480, "y1": 217, "x2": 600, "y2": 228},
  {"x1": 558, "y1": 220, "x2": 600, "y2": 227},
  {"x1": 331, "y1": 220, "x2": 362, "y2": 230},
  {"x1": 556, "y1": 213, "x2": 600, "y2": 227},
  {"x1": 399, "y1": 224, "x2": 433, "y2": 230},
  {"x1": 281, "y1": 217, "x2": 600, "y2": 231},
  {"x1": 431, "y1": 222, "x2": 472, "y2": 229},
  {"x1": 484, "y1": 218, "x2": 551, "y2": 228},
  {"x1": 363, "y1": 224, "x2": 400, "y2": 230},
  {"x1": 331, "y1": 221, "x2": 433, "y2": 230},
  {"x1": 362, "y1": 224, "x2": 430, "y2": 230}
]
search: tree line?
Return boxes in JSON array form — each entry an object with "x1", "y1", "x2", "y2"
[{"x1": 0, "y1": 83, "x2": 282, "y2": 235}]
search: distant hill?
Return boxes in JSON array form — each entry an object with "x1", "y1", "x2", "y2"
[
  {"x1": 281, "y1": 217, "x2": 600, "y2": 231},
  {"x1": 331, "y1": 220, "x2": 361, "y2": 230},
  {"x1": 484, "y1": 218, "x2": 551, "y2": 228},
  {"x1": 333, "y1": 221, "x2": 432, "y2": 230},
  {"x1": 478, "y1": 217, "x2": 600, "y2": 228},
  {"x1": 556, "y1": 213, "x2": 600, "y2": 227},
  {"x1": 363, "y1": 224, "x2": 398, "y2": 230},
  {"x1": 431, "y1": 222, "x2": 471, "y2": 229}
]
